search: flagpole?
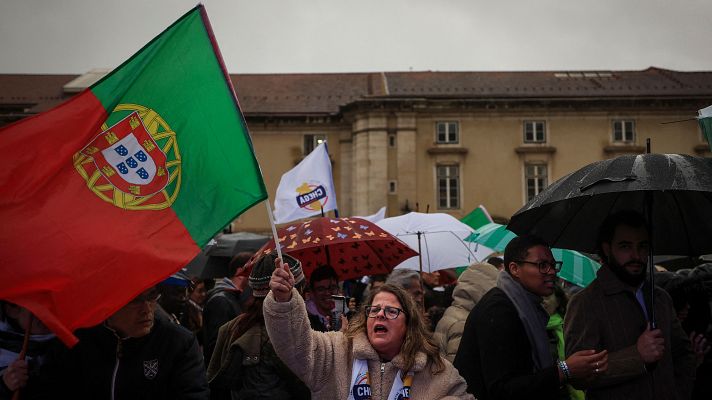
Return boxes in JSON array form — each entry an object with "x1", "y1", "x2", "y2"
[
  {"x1": 11, "y1": 315, "x2": 31, "y2": 400},
  {"x1": 265, "y1": 200, "x2": 284, "y2": 263}
]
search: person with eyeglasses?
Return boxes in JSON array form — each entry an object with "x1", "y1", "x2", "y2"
[
  {"x1": 305, "y1": 265, "x2": 342, "y2": 332},
  {"x1": 57, "y1": 286, "x2": 209, "y2": 399},
  {"x1": 454, "y1": 235, "x2": 607, "y2": 400},
  {"x1": 264, "y1": 258, "x2": 474, "y2": 399}
]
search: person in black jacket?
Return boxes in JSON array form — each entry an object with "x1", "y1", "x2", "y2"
[
  {"x1": 207, "y1": 253, "x2": 309, "y2": 400},
  {"x1": 0, "y1": 301, "x2": 66, "y2": 400},
  {"x1": 453, "y1": 235, "x2": 606, "y2": 400},
  {"x1": 203, "y1": 252, "x2": 253, "y2": 364},
  {"x1": 60, "y1": 286, "x2": 209, "y2": 399}
]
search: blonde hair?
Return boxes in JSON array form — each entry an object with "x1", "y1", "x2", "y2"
[{"x1": 346, "y1": 283, "x2": 445, "y2": 374}]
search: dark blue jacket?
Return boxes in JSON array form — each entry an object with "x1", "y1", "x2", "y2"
[{"x1": 61, "y1": 313, "x2": 208, "y2": 400}]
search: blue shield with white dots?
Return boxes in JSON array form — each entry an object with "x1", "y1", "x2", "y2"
[
  {"x1": 135, "y1": 150, "x2": 148, "y2": 162},
  {"x1": 115, "y1": 145, "x2": 129, "y2": 157}
]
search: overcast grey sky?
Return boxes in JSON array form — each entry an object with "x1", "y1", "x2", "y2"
[{"x1": 1, "y1": 0, "x2": 711, "y2": 74}]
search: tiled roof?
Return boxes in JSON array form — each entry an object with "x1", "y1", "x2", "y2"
[
  {"x1": 233, "y1": 72, "x2": 382, "y2": 115},
  {"x1": 234, "y1": 68, "x2": 712, "y2": 114},
  {"x1": 2, "y1": 68, "x2": 711, "y2": 117},
  {"x1": 0, "y1": 74, "x2": 76, "y2": 112},
  {"x1": 383, "y1": 68, "x2": 712, "y2": 99}
]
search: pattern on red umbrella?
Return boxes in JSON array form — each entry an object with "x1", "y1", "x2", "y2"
[{"x1": 246, "y1": 217, "x2": 418, "y2": 281}]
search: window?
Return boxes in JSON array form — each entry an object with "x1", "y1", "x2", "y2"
[
  {"x1": 388, "y1": 134, "x2": 396, "y2": 147},
  {"x1": 525, "y1": 163, "x2": 548, "y2": 202},
  {"x1": 436, "y1": 121, "x2": 459, "y2": 144},
  {"x1": 612, "y1": 120, "x2": 635, "y2": 143},
  {"x1": 523, "y1": 121, "x2": 546, "y2": 143},
  {"x1": 303, "y1": 134, "x2": 326, "y2": 155},
  {"x1": 388, "y1": 180, "x2": 397, "y2": 194},
  {"x1": 437, "y1": 165, "x2": 460, "y2": 209}
]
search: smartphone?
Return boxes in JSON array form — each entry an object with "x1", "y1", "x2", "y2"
[{"x1": 331, "y1": 295, "x2": 349, "y2": 331}]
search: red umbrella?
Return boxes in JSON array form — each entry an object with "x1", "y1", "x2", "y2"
[{"x1": 246, "y1": 217, "x2": 418, "y2": 281}]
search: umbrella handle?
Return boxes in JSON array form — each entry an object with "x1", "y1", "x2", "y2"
[
  {"x1": 417, "y1": 232, "x2": 423, "y2": 274},
  {"x1": 646, "y1": 192, "x2": 657, "y2": 330}
]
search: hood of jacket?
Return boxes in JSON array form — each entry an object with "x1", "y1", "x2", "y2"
[
  {"x1": 450, "y1": 262, "x2": 499, "y2": 311},
  {"x1": 206, "y1": 277, "x2": 238, "y2": 298}
]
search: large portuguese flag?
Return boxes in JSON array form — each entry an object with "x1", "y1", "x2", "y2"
[{"x1": 0, "y1": 5, "x2": 267, "y2": 346}]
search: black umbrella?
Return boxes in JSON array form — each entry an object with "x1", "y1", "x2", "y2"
[
  {"x1": 509, "y1": 153, "x2": 712, "y2": 255},
  {"x1": 184, "y1": 232, "x2": 270, "y2": 279},
  {"x1": 508, "y1": 153, "x2": 712, "y2": 326}
]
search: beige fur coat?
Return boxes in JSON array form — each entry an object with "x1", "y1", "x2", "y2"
[
  {"x1": 264, "y1": 289, "x2": 474, "y2": 400},
  {"x1": 434, "y1": 262, "x2": 499, "y2": 362}
]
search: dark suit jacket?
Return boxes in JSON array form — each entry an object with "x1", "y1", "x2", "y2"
[
  {"x1": 454, "y1": 287, "x2": 559, "y2": 399},
  {"x1": 565, "y1": 265, "x2": 696, "y2": 400}
]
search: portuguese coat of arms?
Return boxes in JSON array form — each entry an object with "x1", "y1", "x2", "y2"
[{"x1": 80, "y1": 111, "x2": 169, "y2": 196}]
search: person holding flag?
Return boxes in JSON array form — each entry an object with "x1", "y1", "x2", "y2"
[
  {"x1": 0, "y1": 302, "x2": 65, "y2": 399},
  {"x1": 264, "y1": 257, "x2": 474, "y2": 400}
]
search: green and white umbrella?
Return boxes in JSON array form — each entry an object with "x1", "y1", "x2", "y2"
[
  {"x1": 698, "y1": 105, "x2": 712, "y2": 152},
  {"x1": 466, "y1": 222, "x2": 601, "y2": 287}
]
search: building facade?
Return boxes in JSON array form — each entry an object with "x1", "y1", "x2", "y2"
[{"x1": 2, "y1": 68, "x2": 711, "y2": 232}]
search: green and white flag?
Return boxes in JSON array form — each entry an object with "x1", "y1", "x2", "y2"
[
  {"x1": 461, "y1": 205, "x2": 493, "y2": 230},
  {"x1": 0, "y1": 5, "x2": 267, "y2": 346},
  {"x1": 698, "y1": 105, "x2": 712, "y2": 151}
]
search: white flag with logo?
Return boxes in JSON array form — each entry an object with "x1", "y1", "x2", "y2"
[{"x1": 273, "y1": 142, "x2": 338, "y2": 224}]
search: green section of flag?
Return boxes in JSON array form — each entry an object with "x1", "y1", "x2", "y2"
[
  {"x1": 461, "y1": 205, "x2": 493, "y2": 230},
  {"x1": 89, "y1": 7, "x2": 267, "y2": 246},
  {"x1": 699, "y1": 117, "x2": 712, "y2": 151}
]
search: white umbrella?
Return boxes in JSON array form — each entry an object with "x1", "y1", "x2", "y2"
[{"x1": 376, "y1": 212, "x2": 494, "y2": 273}]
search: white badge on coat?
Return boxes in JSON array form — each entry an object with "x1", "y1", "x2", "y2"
[{"x1": 143, "y1": 359, "x2": 159, "y2": 380}]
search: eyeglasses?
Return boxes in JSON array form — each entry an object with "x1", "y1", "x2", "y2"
[
  {"x1": 313, "y1": 285, "x2": 339, "y2": 294},
  {"x1": 514, "y1": 259, "x2": 563, "y2": 273},
  {"x1": 127, "y1": 290, "x2": 161, "y2": 306},
  {"x1": 365, "y1": 305, "x2": 403, "y2": 320}
]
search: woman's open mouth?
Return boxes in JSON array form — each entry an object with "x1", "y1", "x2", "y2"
[{"x1": 373, "y1": 324, "x2": 388, "y2": 334}]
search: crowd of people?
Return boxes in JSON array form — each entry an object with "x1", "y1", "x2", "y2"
[{"x1": 1, "y1": 210, "x2": 711, "y2": 399}]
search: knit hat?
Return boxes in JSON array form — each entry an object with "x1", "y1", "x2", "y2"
[
  {"x1": 160, "y1": 271, "x2": 192, "y2": 287},
  {"x1": 249, "y1": 252, "x2": 304, "y2": 297}
]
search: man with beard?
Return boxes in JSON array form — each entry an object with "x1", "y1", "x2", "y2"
[{"x1": 564, "y1": 210, "x2": 696, "y2": 400}]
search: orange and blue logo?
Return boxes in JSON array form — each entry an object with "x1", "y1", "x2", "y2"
[
  {"x1": 352, "y1": 371, "x2": 371, "y2": 400},
  {"x1": 295, "y1": 182, "x2": 329, "y2": 212}
]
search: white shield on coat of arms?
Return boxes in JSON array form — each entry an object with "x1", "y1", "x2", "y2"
[
  {"x1": 80, "y1": 111, "x2": 169, "y2": 197},
  {"x1": 103, "y1": 134, "x2": 158, "y2": 185}
]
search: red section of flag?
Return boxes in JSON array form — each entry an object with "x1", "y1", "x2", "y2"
[{"x1": 0, "y1": 91, "x2": 198, "y2": 346}]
